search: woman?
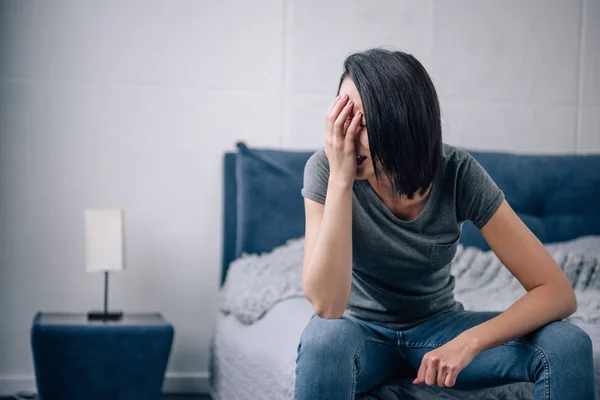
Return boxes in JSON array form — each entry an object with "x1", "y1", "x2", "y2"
[{"x1": 294, "y1": 48, "x2": 594, "y2": 399}]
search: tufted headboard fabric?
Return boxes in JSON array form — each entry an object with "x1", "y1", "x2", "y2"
[{"x1": 222, "y1": 143, "x2": 600, "y2": 284}]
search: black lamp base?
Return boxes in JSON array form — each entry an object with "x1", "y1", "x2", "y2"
[
  {"x1": 88, "y1": 271, "x2": 122, "y2": 321},
  {"x1": 87, "y1": 311, "x2": 123, "y2": 321}
]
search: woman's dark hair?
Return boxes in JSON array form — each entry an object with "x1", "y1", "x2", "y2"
[{"x1": 339, "y1": 48, "x2": 443, "y2": 199}]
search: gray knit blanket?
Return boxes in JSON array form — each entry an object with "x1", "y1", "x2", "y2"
[{"x1": 219, "y1": 236, "x2": 600, "y2": 325}]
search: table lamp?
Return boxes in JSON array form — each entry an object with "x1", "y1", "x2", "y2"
[{"x1": 85, "y1": 209, "x2": 125, "y2": 321}]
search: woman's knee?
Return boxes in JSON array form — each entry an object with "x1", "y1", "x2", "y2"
[
  {"x1": 531, "y1": 321, "x2": 593, "y2": 362},
  {"x1": 295, "y1": 316, "x2": 364, "y2": 398},
  {"x1": 297, "y1": 316, "x2": 362, "y2": 364}
]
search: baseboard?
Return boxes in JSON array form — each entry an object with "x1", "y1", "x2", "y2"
[
  {"x1": 0, "y1": 375, "x2": 36, "y2": 397},
  {"x1": 162, "y1": 372, "x2": 211, "y2": 394},
  {"x1": 0, "y1": 372, "x2": 210, "y2": 396}
]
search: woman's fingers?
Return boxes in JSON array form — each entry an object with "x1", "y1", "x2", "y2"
[
  {"x1": 414, "y1": 360, "x2": 427, "y2": 385},
  {"x1": 445, "y1": 366, "x2": 458, "y2": 387},
  {"x1": 437, "y1": 364, "x2": 449, "y2": 388},
  {"x1": 345, "y1": 111, "x2": 362, "y2": 146},
  {"x1": 334, "y1": 100, "x2": 354, "y2": 140},
  {"x1": 343, "y1": 117, "x2": 351, "y2": 134},
  {"x1": 325, "y1": 95, "x2": 349, "y2": 134},
  {"x1": 425, "y1": 358, "x2": 439, "y2": 386},
  {"x1": 326, "y1": 95, "x2": 341, "y2": 116}
]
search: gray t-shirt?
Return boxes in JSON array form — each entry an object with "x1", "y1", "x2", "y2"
[{"x1": 301, "y1": 144, "x2": 505, "y2": 330}]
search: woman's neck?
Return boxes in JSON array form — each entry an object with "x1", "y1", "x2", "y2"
[{"x1": 367, "y1": 175, "x2": 432, "y2": 221}]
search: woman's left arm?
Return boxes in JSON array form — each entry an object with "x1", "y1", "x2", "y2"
[
  {"x1": 460, "y1": 199, "x2": 577, "y2": 350},
  {"x1": 414, "y1": 199, "x2": 577, "y2": 387}
]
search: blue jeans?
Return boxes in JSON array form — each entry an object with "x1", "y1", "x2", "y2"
[{"x1": 294, "y1": 310, "x2": 595, "y2": 399}]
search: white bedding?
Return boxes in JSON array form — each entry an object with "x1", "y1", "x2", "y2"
[{"x1": 211, "y1": 298, "x2": 313, "y2": 400}]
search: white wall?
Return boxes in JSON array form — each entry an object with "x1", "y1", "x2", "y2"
[{"x1": 0, "y1": 0, "x2": 598, "y2": 395}]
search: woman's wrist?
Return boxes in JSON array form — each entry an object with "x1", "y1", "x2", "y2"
[
  {"x1": 458, "y1": 329, "x2": 486, "y2": 353},
  {"x1": 328, "y1": 175, "x2": 354, "y2": 191}
]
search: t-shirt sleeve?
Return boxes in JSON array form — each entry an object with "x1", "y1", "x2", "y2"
[
  {"x1": 456, "y1": 154, "x2": 505, "y2": 229},
  {"x1": 301, "y1": 149, "x2": 330, "y2": 205}
]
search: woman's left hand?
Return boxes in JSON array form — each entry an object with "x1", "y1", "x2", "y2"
[{"x1": 413, "y1": 333, "x2": 481, "y2": 388}]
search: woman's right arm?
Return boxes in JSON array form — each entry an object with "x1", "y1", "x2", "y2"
[{"x1": 301, "y1": 95, "x2": 363, "y2": 319}]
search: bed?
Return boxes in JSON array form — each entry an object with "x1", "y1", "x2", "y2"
[{"x1": 211, "y1": 142, "x2": 600, "y2": 400}]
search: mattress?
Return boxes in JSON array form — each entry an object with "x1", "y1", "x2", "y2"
[
  {"x1": 211, "y1": 297, "x2": 600, "y2": 400},
  {"x1": 211, "y1": 298, "x2": 313, "y2": 400}
]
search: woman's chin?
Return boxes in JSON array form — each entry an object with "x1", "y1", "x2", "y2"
[{"x1": 355, "y1": 167, "x2": 373, "y2": 181}]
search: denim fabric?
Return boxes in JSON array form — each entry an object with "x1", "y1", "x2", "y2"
[{"x1": 294, "y1": 311, "x2": 595, "y2": 399}]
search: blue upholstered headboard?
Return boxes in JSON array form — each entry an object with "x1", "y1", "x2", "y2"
[{"x1": 222, "y1": 143, "x2": 600, "y2": 284}]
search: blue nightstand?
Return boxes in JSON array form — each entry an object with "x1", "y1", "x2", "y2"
[{"x1": 31, "y1": 313, "x2": 174, "y2": 400}]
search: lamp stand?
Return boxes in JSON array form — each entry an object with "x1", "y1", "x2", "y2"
[{"x1": 87, "y1": 272, "x2": 123, "y2": 321}]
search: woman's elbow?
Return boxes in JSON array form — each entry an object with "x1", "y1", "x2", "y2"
[
  {"x1": 312, "y1": 303, "x2": 345, "y2": 319},
  {"x1": 554, "y1": 281, "x2": 577, "y2": 317},
  {"x1": 565, "y1": 288, "x2": 577, "y2": 316},
  {"x1": 302, "y1": 286, "x2": 346, "y2": 319}
]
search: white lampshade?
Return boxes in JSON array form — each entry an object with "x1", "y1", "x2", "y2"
[{"x1": 85, "y1": 209, "x2": 125, "y2": 273}]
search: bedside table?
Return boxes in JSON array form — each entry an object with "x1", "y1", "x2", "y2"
[{"x1": 31, "y1": 313, "x2": 174, "y2": 400}]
